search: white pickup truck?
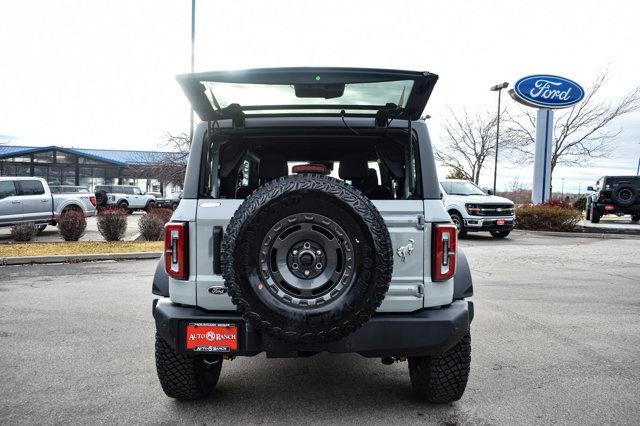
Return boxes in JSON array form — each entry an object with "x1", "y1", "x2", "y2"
[
  {"x1": 440, "y1": 179, "x2": 515, "y2": 238},
  {"x1": 0, "y1": 177, "x2": 96, "y2": 231}
]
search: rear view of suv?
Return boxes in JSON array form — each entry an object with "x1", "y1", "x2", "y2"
[
  {"x1": 151, "y1": 68, "x2": 474, "y2": 404},
  {"x1": 586, "y1": 176, "x2": 640, "y2": 223}
]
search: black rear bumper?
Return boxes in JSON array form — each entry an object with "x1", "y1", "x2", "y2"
[{"x1": 153, "y1": 299, "x2": 473, "y2": 358}]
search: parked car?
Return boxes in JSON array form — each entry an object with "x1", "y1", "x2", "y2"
[
  {"x1": 94, "y1": 185, "x2": 156, "y2": 213},
  {"x1": 165, "y1": 191, "x2": 182, "y2": 210},
  {"x1": 48, "y1": 185, "x2": 90, "y2": 194},
  {"x1": 440, "y1": 179, "x2": 515, "y2": 238},
  {"x1": 152, "y1": 68, "x2": 474, "y2": 403},
  {"x1": 0, "y1": 177, "x2": 96, "y2": 231},
  {"x1": 585, "y1": 176, "x2": 640, "y2": 223}
]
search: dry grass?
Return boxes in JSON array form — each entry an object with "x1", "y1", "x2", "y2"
[{"x1": 0, "y1": 241, "x2": 163, "y2": 258}]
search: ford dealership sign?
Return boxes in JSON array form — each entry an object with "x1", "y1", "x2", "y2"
[{"x1": 511, "y1": 75, "x2": 584, "y2": 109}]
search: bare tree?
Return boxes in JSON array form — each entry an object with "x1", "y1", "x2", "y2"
[
  {"x1": 506, "y1": 71, "x2": 640, "y2": 180},
  {"x1": 125, "y1": 132, "x2": 190, "y2": 188},
  {"x1": 435, "y1": 108, "x2": 502, "y2": 184}
]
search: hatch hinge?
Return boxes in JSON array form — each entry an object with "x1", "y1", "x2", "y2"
[
  {"x1": 213, "y1": 103, "x2": 245, "y2": 128},
  {"x1": 375, "y1": 103, "x2": 403, "y2": 127},
  {"x1": 416, "y1": 214, "x2": 425, "y2": 229}
]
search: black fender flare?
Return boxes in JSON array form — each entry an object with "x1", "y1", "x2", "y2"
[
  {"x1": 453, "y1": 249, "x2": 473, "y2": 299},
  {"x1": 152, "y1": 258, "x2": 169, "y2": 297}
]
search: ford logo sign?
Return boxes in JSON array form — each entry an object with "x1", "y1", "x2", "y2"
[{"x1": 511, "y1": 75, "x2": 584, "y2": 109}]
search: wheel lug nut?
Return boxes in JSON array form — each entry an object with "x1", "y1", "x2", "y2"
[
  {"x1": 315, "y1": 263, "x2": 322, "y2": 270},
  {"x1": 304, "y1": 270, "x2": 310, "y2": 277},
  {"x1": 316, "y1": 250, "x2": 322, "y2": 255},
  {"x1": 304, "y1": 242, "x2": 310, "y2": 249},
  {"x1": 292, "y1": 250, "x2": 298, "y2": 255},
  {"x1": 292, "y1": 263, "x2": 299, "y2": 270}
]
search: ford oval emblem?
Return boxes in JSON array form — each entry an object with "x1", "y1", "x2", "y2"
[{"x1": 511, "y1": 75, "x2": 584, "y2": 109}]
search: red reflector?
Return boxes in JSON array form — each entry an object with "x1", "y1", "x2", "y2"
[
  {"x1": 292, "y1": 164, "x2": 329, "y2": 174},
  {"x1": 604, "y1": 204, "x2": 615, "y2": 211},
  {"x1": 165, "y1": 222, "x2": 189, "y2": 280},
  {"x1": 497, "y1": 219, "x2": 505, "y2": 225},
  {"x1": 432, "y1": 223, "x2": 457, "y2": 282}
]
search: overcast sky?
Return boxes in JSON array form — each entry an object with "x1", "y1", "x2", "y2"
[{"x1": 1, "y1": 0, "x2": 639, "y2": 192}]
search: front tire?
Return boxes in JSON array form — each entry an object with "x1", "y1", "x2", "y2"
[
  {"x1": 489, "y1": 229, "x2": 510, "y2": 239},
  {"x1": 631, "y1": 213, "x2": 640, "y2": 223},
  {"x1": 409, "y1": 331, "x2": 471, "y2": 403},
  {"x1": 155, "y1": 333, "x2": 222, "y2": 400},
  {"x1": 585, "y1": 203, "x2": 591, "y2": 220},
  {"x1": 449, "y1": 212, "x2": 467, "y2": 238}
]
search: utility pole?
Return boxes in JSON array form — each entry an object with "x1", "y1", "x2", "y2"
[
  {"x1": 189, "y1": 0, "x2": 196, "y2": 142},
  {"x1": 490, "y1": 82, "x2": 509, "y2": 194}
]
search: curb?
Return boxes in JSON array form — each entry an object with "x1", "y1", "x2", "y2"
[
  {"x1": 1, "y1": 251, "x2": 162, "y2": 266},
  {"x1": 511, "y1": 229, "x2": 640, "y2": 239}
]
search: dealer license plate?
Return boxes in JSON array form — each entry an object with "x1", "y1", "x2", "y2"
[
  {"x1": 496, "y1": 220, "x2": 506, "y2": 225},
  {"x1": 185, "y1": 322, "x2": 238, "y2": 352}
]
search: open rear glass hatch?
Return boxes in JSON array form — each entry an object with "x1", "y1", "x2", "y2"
[{"x1": 177, "y1": 67, "x2": 438, "y2": 123}]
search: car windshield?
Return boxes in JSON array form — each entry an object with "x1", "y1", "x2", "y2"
[{"x1": 442, "y1": 181, "x2": 486, "y2": 196}]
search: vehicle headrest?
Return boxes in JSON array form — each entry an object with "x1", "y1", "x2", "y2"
[
  {"x1": 339, "y1": 154, "x2": 368, "y2": 180},
  {"x1": 365, "y1": 168, "x2": 379, "y2": 186},
  {"x1": 259, "y1": 154, "x2": 288, "y2": 180}
]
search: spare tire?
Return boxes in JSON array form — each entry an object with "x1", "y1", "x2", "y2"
[
  {"x1": 611, "y1": 185, "x2": 636, "y2": 207},
  {"x1": 95, "y1": 190, "x2": 108, "y2": 206},
  {"x1": 221, "y1": 174, "x2": 393, "y2": 344}
]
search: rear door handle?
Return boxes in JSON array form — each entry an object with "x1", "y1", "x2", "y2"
[
  {"x1": 41, "y1": 199, "x2": 49, "y2": 202},
  {"x1": 212, "y1": 226, "x2": 223, "y2": 274}
]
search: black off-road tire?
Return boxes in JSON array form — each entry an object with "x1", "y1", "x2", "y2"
[
  {"x1": 221, "y1": 174, "x2": 393, "y2": 344},
  {"x1": 95, "y1": 190, "x2": 108, "y2": 206},
  {"x1": 611, "y1": 185, "x2": 636, "y2": 207},
  {"x1": 585, "y1": 203, "x2": 591, "y2": 220},
  {"x1": 409, "y1": 331, "x2": 471, "y2": 403},
  {"x1": 155, "y1": 333, "x2": 222, "y2": 400},
  {"x1": 590, "y1": 204, "x2": 601, "y2": 223},
  {"x1": 171, "y1": 201, "x2": 179, "y2": 211},
  {"x1": 489, "y1": 229, "x2": 511, "y2": 239},
  {"x1": 450, "y1": 212, "x2": 467, "y2": 238},
  {"x1": 631, "y1": 213, "x2": 640, "y2": 223},
  {"x1": 145, "y1": 200, "x2": 156, "y2": 212}
]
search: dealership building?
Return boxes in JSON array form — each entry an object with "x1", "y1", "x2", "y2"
[{"x1": 0, "y1": 145, "x2": 183, "y2": 195}]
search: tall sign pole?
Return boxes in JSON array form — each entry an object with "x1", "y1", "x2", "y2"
[
  {"x1": 509, "y1": 75, "x2": 584, "y2": 204},
  {"x1": 490, "y1": 82, "x2": 509, "y2": 194},
  {"x1": 189, "y1": 0, "x2": 196, "y2": 141}
]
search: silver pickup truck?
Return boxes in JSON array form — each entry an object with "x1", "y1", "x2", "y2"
[{"x1": 0, "y1": 177, "x2": 96, "y2": 231}]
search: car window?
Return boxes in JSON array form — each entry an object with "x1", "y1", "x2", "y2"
[
  {"x1": 0, "y1": 181, "x2": 17, "y2": 199},
  {"x1": 18, "y1": 180, "x2": 45, "y2": 196},
  {"x1": 443, "y1": 181, "x2": 485, "y2": 196},
  {"x1": 78, "y1": 187, "x2": 89, "y2": 193},
  {"x1": 133, "y1": 187, "x2": 142, "y2": 195},
  {"x1": 441, "y1": 182, "x2": 452, "y2": 194}
]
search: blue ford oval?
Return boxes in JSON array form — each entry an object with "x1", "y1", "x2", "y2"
[{"x1": 513, "y1": 75, "x2": 584, "y2": 108}]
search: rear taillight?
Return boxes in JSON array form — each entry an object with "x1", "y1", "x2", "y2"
[
  {"x1": 89, "y1": 196, "x2": 96, "y2": 206},
  {"x1": 598, "y1": 191, "x2": 610, "y2": 201},
  {"x1": 432, "y1": 223, "x2": 457, "y2": 281},
  {"x1": 165, "y1": 222, "x2": 189, "y2": 280}
]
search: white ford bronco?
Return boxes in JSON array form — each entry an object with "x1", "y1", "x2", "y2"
[{"x1": 152, "y1": 68, "x2": 474, "y2": 403}]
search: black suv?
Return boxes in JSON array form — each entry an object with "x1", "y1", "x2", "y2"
[{"x1": 586, "y1": 176, "x2": 640, "y2": 223}]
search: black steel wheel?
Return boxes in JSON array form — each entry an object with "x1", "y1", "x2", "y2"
[{"x1": 221, "y1": 174, "x2": 393, "y2": 344}]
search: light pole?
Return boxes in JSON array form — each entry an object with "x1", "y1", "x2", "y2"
[
  {"x1": 189, "y1": 0, "x2": 196, "y2": 141},
  {"x1": 490, "y1": 82, "x2": 509, "y2": 194}
]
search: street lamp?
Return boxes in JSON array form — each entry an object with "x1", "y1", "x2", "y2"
[{"x1": 490, "y1": 82, "x2": 509, "y2": 194}]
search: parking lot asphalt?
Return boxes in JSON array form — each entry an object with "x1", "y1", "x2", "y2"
[{"x1": 0, "y1": 232, "x2": 639, "y2": 424}]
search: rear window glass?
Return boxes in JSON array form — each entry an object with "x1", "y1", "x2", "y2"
[
  {"x1": 605, "y1": 177, "x2": 640, "y2": 188},
  {"x1": 202, "y1": 80, "x2": 414, "y2": 112},
  {"x1": 19, "y1": 180, "x2": 45, "y2": 195}
]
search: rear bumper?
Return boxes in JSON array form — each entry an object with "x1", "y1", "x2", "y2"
[
  {"x1": 593, "y1": 202, "x2": 640, "y2": 214},
  {"x1": 153, "y1": 299, "x2": 474, "y2": 358}
]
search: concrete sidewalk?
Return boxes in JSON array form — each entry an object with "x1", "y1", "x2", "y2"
[
  {"x1": 0, "y1": 213, "x2": 143, "y2": 243},
  {"x1": 577, "y1": 214, "x2": 640, "y2": 235}
]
